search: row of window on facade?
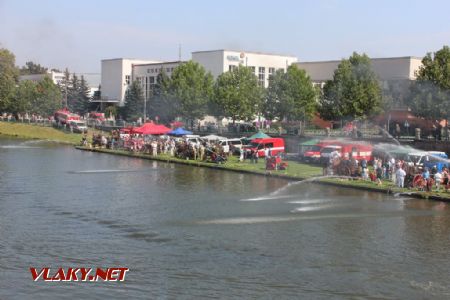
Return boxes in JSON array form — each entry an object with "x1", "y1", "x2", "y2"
[
  {"x1": 228, "y1": 65, "x2": 282, "y2": 86},
  {"x1": 134, "y1": 76, "x2": 158, "y2": 100},
  {"x1": 147, "y1": 67, "x2": 175, "y2": 74},
  {"x1": 128, "y1": 66, "x2": 285, "y2": 88}
]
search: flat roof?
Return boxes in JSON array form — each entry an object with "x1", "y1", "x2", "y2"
[
  {"x1": 297, "y1": 56, "x2": 423, "y2": 64},
  {"x1": 192, "y1": 49, "x2": 297, "y2": 58},
  {"x1": 134, "y1": 61, "x2": 187, "y2": 67},
  {"x1": 101, "y1": 58, "x2": 158, "y2": 62}
]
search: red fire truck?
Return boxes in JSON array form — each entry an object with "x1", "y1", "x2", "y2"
[{"x1": 54, "y1": 108, "x2": 80, "y2": 125}]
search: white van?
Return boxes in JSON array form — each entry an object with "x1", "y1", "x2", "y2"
[
  {"x1": 184, "y1": 135, "x2": 202, "y2": 146},
  {"x1": 218, "y1": 138, "x2": 243, "y2": 154}
]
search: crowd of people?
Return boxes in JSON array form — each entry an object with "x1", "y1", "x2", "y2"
[
  {"x1": 81, "y1": 131, "x2": 450, "y2": 193},
  {"x1": 84, "y1": 132, "x2": 231, "y2": 164},
  {"x1": 368, "y1": 157, "x2": 450, "y2": 192},
  {"x1": 325, "y1": 152, "x2": 450, "y2": 192}
]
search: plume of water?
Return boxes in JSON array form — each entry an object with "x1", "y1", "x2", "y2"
[{"x1": 240, "y1": 175, "x2": 356, "y2": 202}]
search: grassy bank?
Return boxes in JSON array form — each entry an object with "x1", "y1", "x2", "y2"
[
  {"x1": 75, "y1": 146, "x2": 450, "y2": 202},
  {"x1": 0, "y1": 121, "x2": 102, "y2": 145}
]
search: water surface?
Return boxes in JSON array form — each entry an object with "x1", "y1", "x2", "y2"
[{"x1": 1, "y1": 138, "x2": 450, "y2": 299}]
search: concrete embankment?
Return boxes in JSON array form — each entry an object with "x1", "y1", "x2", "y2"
[{"x1": 75, "y1": 146, "x2": 450, "y2": 203}]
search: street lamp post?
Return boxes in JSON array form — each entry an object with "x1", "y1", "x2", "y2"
[{"x1": 143, "y1": 95, "x2": 147, "y2": 123}]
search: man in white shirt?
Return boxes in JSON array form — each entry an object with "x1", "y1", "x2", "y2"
[{"x1": 395, "y1": 167, "x2": 406, "y2": 188}]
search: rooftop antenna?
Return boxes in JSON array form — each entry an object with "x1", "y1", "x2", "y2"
[{"x1": 178, "y1": 44, "x2": 181, "y2": 62}]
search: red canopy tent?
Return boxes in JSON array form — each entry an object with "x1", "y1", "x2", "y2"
[{"x1": 133, "y1": 122, "x2": 171, "y2": 135}]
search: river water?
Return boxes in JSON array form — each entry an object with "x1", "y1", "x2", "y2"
[{"x1": 1, "y1": 138, "x2": 450, "y2": 299}]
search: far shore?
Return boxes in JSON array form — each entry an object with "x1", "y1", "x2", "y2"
[
  {"x1": 2, "y1": 121, "x2": 449, "y2": 202},
  {"x1": 0, "y1": 121, "x2": 106, "y2": 145},
  {"x1": 76, "y1": 146, "x2": 450, "y2": 203}
]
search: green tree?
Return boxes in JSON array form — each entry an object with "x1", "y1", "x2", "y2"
[
  {"x1": 120, "y1": 81, "x2": 144, "y2": 121},
  {"x1": 213, "y1": 65, "x2": 263, "y2": 123},
  {"x1": 169, "y1": 61, "x2": 214, "y2": 121},
  {"x1": 409, "y1": 45, "x2": 450, "y2": 121},
  {"x1": 381, "y1": 80, "x2": 412, "y2": 111},
  {"x1": 0, "y1": 48, "x2": 19, "y2": 112},
  {"x1": 69, "y1": 75, "x2": 92, "y2": 114},
  {"x1": 11, "y1": 80, "x2": 36, "y2": 114},
  {"x1": 148, "y1": 70, "x2": 176, "y2": 123},
  {"x1": 59, "y1": 68, "x2": 71, "y2": 108},
  {"x1": 19, "y1": 61, "x2": 48, "y2": 75},
  {"x1": 67, "y1": 73, "x2": 79, "y2": 111},
  {"x1": 318, "y1": 52, "x2": 382, "y2": 121},
  {"x1": 33, "y1": 76, "x2": 62, "y2": 116},
  {"x1": 264, "y1": 65, "x2": 317, "y2": 121},
  {"x1": 104, "y1": 105, "x2": 117, "y2": 118}
]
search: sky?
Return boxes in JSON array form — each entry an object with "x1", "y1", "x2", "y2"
[{"x1": 1, "y1": 0, "x2": 450, "y2": 74}]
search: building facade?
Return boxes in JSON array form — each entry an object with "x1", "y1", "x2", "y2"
[
  {"x1": 192, "y1": 49, "x2": 298, "y2": 88},
  {"x1": 19, "y1": 71, "x2": 66, "y2": 85},
  {"x1": 100, "y1": 58, "x2": 159, "y2": 105},
  {"x1": 101, "y1": 50, "x2": 298, "y2": 106},
  {"x1": 100, "y1": 52, "x2": 423, "y2": 109},
  {"x1": 132, "y1": 61, "x2": 184, "y2": 102},
  {"x1": 295, "y1": 56, "x2": 423, "y2": 87},
  {"x1": 19, "y1": 71, "x2": 100, "y2": 98}
]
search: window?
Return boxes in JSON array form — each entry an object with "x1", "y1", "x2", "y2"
[
  {"x1": 135, "y1": 76, "x2": 141, "y2": 84},
  {"x1": 258, "y1": 67, "x2": 265, "y2": 87},
  {"x1": 268, "y1": 67, "x2": 275, "y2": 75},
  {"x1": 166, "y1": 68, "x2": 171, "y2": 73},
  {"x1": 149, "y1": 76, "x2": 156, "y2": 90},
  {"x1": 229, "y1": 65, "x2": 237, "y2": 72},
  {"x1": 125, "y1": 75, "x2": 130, "y2": 85}
]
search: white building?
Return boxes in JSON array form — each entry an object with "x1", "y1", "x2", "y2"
[
  {"x1": 100, "y1": 50, "x2": 298, "y2": 106},
  {"x1": 19, "y1": 70, "x2": 66, "y2": 85},
  {"x1": 132, "y1": 61, "x2": 184, "y2": 102},
  {"x1": 295, "y1": 56, "x2": 423, "y2": 87},
  {"x1": 100, "y1": 58, "x2": 160, "y2": 105},
  {"x1": 19, "y1": 71, "x2": 100, "y2": 98},
  {"x1": 192, "y1": 49, "x2": 298, "y2": 87}
]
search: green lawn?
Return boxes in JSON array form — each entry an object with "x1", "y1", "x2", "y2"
[
  {"x1": 80, "y1": 147, "x2": 450, "y2": 201},
  {"x1": 0, "y1": 121, "x2": 105, "y2": 145}
]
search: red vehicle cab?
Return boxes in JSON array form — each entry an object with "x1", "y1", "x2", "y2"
[
  {"x1": 244, "y1": 138, "x2": 285, "y2": 157},
  {"x1": 302, "y1": 140, "x2": 339, "y2": 162},
  {"x1": 54, "y1": 108, "x2": 80, "y2": 125},
  {"x1": 88, "y1": 112, "x2": 106, "y2": 124},
  {"x1": 320, "y1": 142, "x2": 373, "y2": 163}
]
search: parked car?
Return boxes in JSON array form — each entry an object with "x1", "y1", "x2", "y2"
[
  {"x1": 218, "y1": 138, "x2": 244, "y2": 154},
  {"x1": 69, "y1": 120, "x2": 88, "y2": 133}
]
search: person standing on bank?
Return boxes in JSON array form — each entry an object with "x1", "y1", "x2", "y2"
[{"x1": 396, "y1": 166, "x2": 406, "y2": 188}]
